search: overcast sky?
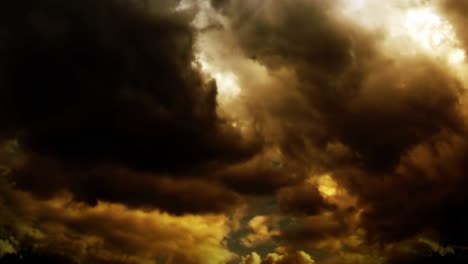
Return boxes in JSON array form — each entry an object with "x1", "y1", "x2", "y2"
[{"x1": 1, "y1": 0, "x2": 468, "y2": 263}]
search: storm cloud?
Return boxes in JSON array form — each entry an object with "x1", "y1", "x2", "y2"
[{"x1": 2, "y1": 0, "x2": 468, "y2": 263}]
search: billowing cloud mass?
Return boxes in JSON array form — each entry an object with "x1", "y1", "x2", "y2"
[{"x1": 1, "y1": 0, "x2": 468, "y2": 263}]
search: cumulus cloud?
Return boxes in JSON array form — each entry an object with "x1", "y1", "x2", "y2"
[
  {"x1": 2, "y1": 0, "x2": 468, "y2": 263},
  {"x1": 239, "y1": 249, "x2": 315, "y2": 264},
  {"x1": 240, "y1": 216, "x2": 280, "y2": 248},
  {"x1": 0, "y1": 179, "x2": 235, "y2": 264},
  {"x1": 207, "y1": 0, "x2": 468, "y2": 262}
]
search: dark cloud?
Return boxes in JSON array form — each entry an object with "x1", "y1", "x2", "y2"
[
  {"x1": 2, "y1": 0, "x2": 468, "y2": 263},
  {"x1": 221, "y1": 0, "x2": 464, "y2": 171},
  {"x1": 334, "y1": 131, "x2": 468, "y2": 246},
  {"x1": 12, "y1": 157, "x2": 241, "y2": 214},
  {"x1": 331, "y1": 57, "x2": 463, "y2": 171},
  {"x1": 0, "y1": 0, "x2": 259, "y2": 172},
  {"x1": 0, "y1": 0, "x2": 267, "y2": 214},
  {"x1": 210, "y1": 0, "x2": 468, "y2": 261},
  {"x1": 0, "y1": 250, "x2": 76, "y2": 264},
  {"x1": 214, "y1": 154, "x2": 305, "y2": 195},
  {"x1": 277, "y1": 182, "x2": 336, "y2": 216},
  {"x1": 281, "y1": 214, "x2": 351, "y2": 247}
]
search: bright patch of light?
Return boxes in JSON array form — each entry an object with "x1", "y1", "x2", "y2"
[
  {"x1": 317, "y1": 174, "x2": 338, "y2": 197},
  {"x1": 182, "y1": 0, "x2": 242, "y2": 105},
  {"x1": 214, "y1": 72, "x2": 241, "y2": 98},
  {"x1": 340, "y1": 0, "x2": 466, "y2": 69},
  {"x1": 405, "y1": 8, "x2": 447, "y2": 50},
  {"x1": 403, "y1": 7, "x2": 465, "y2": 63},
  {"x1": 198, "y1": 55, "x2": 241, "y2": 104},
  {"x1": 174, "y1": 0, "x2": 192, "y2": 11},
  {"x1": 448, "y1": 49, "x2": 466, "y2": 65}
]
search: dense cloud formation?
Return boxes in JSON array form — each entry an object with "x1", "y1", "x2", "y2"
[
  {"x1": 0, "y1": 176, "x2": 234, "y2": 263},
  {"x1": 2, "y1": 0, "x2": 468, "y2": 263},
  {"x1": 0, "y1": 0, "x2": 266, "y2": 213},
  {"x1": 211, "y1": 0, "x2": 468, "y2": 262},
  {"x1": 441, "y1": 0, "x2": 468, "y2": 50},
  {"x1": 0, "y1": 0, "x2": 261, "y2": 262},
  {"x1": 218, "y1": 0, "x2": 464, "y2": 171}
]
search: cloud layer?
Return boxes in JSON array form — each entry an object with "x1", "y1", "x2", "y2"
[{"x1": 1, "y1": 0, "x2": 468, "y2": 263}]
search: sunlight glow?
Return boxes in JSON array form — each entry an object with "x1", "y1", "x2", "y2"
[
  {"x1": 403, "y1": 7, "x2": 465, "y2": 64},
  {"x1": 405, "y1": 8, "x2": 450, "y2": 50},
  {"x1": 177, "y1": 0, "x2": 242, "y2": 105},
  {"x1": 317, "y1": 174, "x2": 338, "y2": 197},
  {"x1": 197, "y1": 54, "x2": 241, "y2": 105},
  {"x1": 341, "y1": 0, "x2": 466, "y2": 67}
]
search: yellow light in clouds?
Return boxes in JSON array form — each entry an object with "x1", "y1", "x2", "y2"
[
  {"x1": 197, "y1": 54, "x2": 241, "y2": 105},
  {"x1": 404, "y1": 7, "x2": 465, "y2": 64},
  {"x1": 317, "y1": 174, "x2": 338, "y2": 197},
  {"x1": 405, "y1": 8, "x2": 450, "y2": 50},
  {"x1": 341, "y1": 0, "x2": 466, "y2": 67}
]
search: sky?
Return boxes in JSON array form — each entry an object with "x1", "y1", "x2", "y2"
[{"x1": 1, "y1": 0, "x2": 468, "y2": 263}]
